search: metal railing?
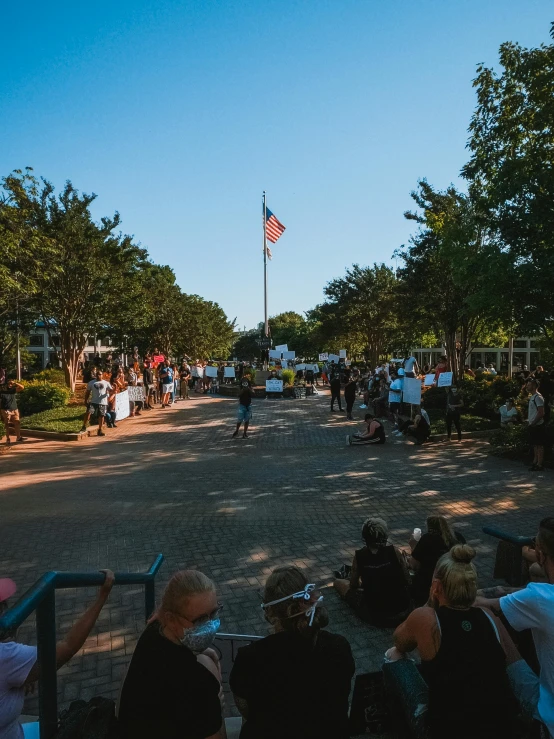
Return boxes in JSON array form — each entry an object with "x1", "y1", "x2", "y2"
[
  {"x1": 482, "y1": 526, "x2": 534, "y2": 547},
  {"x1": 0, "y1": 554, "x2": 164, "y2": 739}
]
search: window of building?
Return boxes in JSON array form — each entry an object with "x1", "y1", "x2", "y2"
[
  {"x1": 485, "y1": 352, "x2": 499, "y2": 368},
  {"x1": 471, "y1": 352, "x2": 484, "y2": 369},
  {"x1": 29, "y1": 334, "x2": 44, "y2": 347},
  {"x1": 51, "y1": 336, "x2": 60, "y2": 346},
  {"x1": 513, "y1": 340, "x2": 528, "y2": 349},
  {"x1": 530, "y1": 353, "x2": 541, "y2": 369},
  {"x1": 49, "y1": 352, "x2": 61, "y2": 367}
]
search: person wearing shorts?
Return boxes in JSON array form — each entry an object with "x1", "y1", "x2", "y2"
[
  {"x1": 0, "y1": 370, "x2": 24, "y2": 446},
  {"x1": 81, "y1": 369, "x2": 112, "y2": 436},
  {"x1": 527, "y1": 378, "x2": 546, "y2": 471},
  {"x1": 347, "y1": 413, "x2": 386, "y2": 445},
  {"x1": 159, "y1": 360, "x2": 174, "y2": 408},
  {"x1": 233, "y1": 380, "x2": 254, "y2": 439}
]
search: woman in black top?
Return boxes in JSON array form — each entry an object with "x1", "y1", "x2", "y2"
[
  {"x1": 344, "y1": 377, "x2": 357, "y2": 420},
  {"x1": 409, "y1": 515, "x2": 465, "y2": 606},
  {"x1": 118, "y1": 570, "x2": 224, "y2": 739},
  {"x1": 390, "y1": 545, "x2": 518, "y2": 739},
  {"x1": 333, "y1": 517, "x2": 412, "y2": 625},
  {"x1": 230, "y1": 566, "x2": 355, "y2": 739}
]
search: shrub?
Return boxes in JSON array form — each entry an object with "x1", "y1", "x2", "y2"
[
  {"x1": 242, "y1": 367, "x2": 256, "y2": 384},
  {"x1": 423, "y1": 376, "x2": 526, "y2": 419},
  {"x1": 33, "y1": 368, "x2": 67, "y2": 386},
  {"x1": 18, "y1": 381, "x2": 71, "y2": 416},
  {"x1": 489, "y1": 423, "x2": 554, "y2": 461},
  {"x1": 281, "y1": 369, "x2": 295, "y2": 386}
]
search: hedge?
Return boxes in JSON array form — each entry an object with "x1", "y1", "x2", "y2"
[
  {"x1": 423, "y1": 376, "x2": 525, "y2": 419},
  {"x1": 17, "y1": 381, "x2": 71, "y2": 416}
]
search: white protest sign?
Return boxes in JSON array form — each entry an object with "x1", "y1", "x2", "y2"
[
  {"x1": 319, "y1": 353, "x2": 328, "y2": 361},
  {"x1": 339, "y1": 349, "x2": 347, "y2": 359},
  {"x1": 224, "y1": 366, "x2": 235, "y2": 378},
  {"x1": 437, "y1": 371, "x2": 453, "y2": 388},
  {"x1": 312, "y1": 364, "x2": 319, "y2": 372},
  {"x1": 205, "y1": 366, "x2": 218, "y2": 378},
  {"x1": 269, "y1": 350, "x2": 282, "y2": 360},
  {"x1": 328, "y1": 354, "x2": 340, "y2": 363},
  {"x1": 128, "y1": 386, "x2": 145, "y2": 402},
  {"x1": 345, "y1": 360, "x2": 351, "y2": 367},
  {"x1": 115, "y1": 390, "x2": 130, "y2": 421},
  {"x1": 296, "y1": 363, "x2": 306, "y2": 370},
  {"x1": 403, "y1": 377, "x2": 422, "y2": 405},
  {"x1": 196, "y1": 366, "x2": 204, "y2": 377},
  {"x1": 282, "y1": 351, "x2": 295, "y2": 360},
  {"x1": 266, "y1": 379, "x2": 283, "y2": 392},
  {"x1": 275, "y1": 344, "x2": 288, "y2": 352},
  {"x1": 424, "y1": 374, "x2": 435, "y2": 386}
]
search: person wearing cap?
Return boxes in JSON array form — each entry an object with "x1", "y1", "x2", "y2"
[
  {"x1": 229, "y1": 565, "x2": 354, "y2": 739},
  {"x1": 0, "y1": 571, "x2": 114, "y2": 739}
]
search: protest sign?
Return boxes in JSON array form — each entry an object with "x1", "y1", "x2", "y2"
[
  {"x1": 402, "y1": 377, "x2": 422, "y2": 405},
  {"x1": 437, "y1": 371, "x2": 453, "y2": 388},
  {"x1": 424, "y1": 374, "x2": 435, "y2": 386},
  {"x1": 269, "y1": 350, "x2": 282, "y2": 360},
  {"x1": 128, "y1": 386, "x2": 145, "y2": 402},
  {"x1": 266, "y1": 379, "x2": 283, "y2": 392},
  {"x1": 328, "y1": 354, "x2": 340, "y2": 363},
  {"x1": 224, "y1": 366, "x2": 236, "y2": 378},
  {"x1": 275, "y1": 344, "x2": 288, "y2": 352},
  {"x1": 319, "y1": 353, "x2": 329, "y2": 361},
  {"x1": 196, "y1": 366, "x2": 204, "y2": 377},
  {"x1": 282, "y1": 351, "x2": 295, "y2": 360},
  {"x1": 115, "y1": 390, "x2": 130, "y2": 421},
  {"x1": 296, "y1": 363, "x2": 306, "y2": 370},
  {"x1": 339, "y1": 349, "x2": 347, "y2": 359},
  {"x1": 205, "y1": 366, "x2": 218, "y2": 378},
  {"x1": 153, "y1": 354, "x2": 164, "y2": 364},
  {"x1": 345, "y1": 360, "x2": 351, "y2": 367}
]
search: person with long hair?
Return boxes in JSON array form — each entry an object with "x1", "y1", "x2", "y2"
[
  {"x1": 408, "y1": 515, "x2": 465, "y2": 606},
  {"x1": 230, "y1": 566, "x2": 354, "y2": 739},
  {"x1": 387, "y1": 545, "x2": 518, "y2": 739},
  {"x1": 118, "y1": 570, "x2": 225, "y2": 739},
  {"x1": 333, "y1": 517, "x2": 412, "y2": 625}
]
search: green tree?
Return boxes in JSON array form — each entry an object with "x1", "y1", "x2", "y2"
[{"x1": 462, "y1": 23, "x2": 554, "y2": 345}]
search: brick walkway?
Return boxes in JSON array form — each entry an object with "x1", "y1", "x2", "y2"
[{"x1": 0, "y1": 389, "x2": 551, "y2": 717}]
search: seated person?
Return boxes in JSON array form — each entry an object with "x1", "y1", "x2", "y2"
[
  {"x1": 333, "y1": 517, "x2": 412, "y2": 626},
  {"x1": 346, "y1": 413, "x2": 386, "y2": 445},
  {"x1": 118, "y1": 570, "x2": 225, "y2": 739},
  {"x1": 499, "y1": 397, "x2": 520, "y2": 426},
  {"x1": 393, "y1": 404, "x2": 431, "y2": 444},
  {"x1": 408, "y1": 515, "x2": 465, "y2": 606},
  {"x1": 230, "y1": 566, "x2": 354, "y2": 739},
  {"x1": 0, "y1": 571, "x2": 114, "y2": 739},
  {"x1": 387, "y1": 545, "x2": 519, "y2": 739}
]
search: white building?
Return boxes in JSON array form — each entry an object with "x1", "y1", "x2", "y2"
[
  {"x1": 412, "y1": 337, "x2": 541, "y2": 373},
  {"x1": 27, "y1": 322, "x2": 115, "y2": 370}
]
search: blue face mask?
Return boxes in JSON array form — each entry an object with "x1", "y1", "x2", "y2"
[{"x1": 179, "y1": 618, "x2": 220, "y2": 654}]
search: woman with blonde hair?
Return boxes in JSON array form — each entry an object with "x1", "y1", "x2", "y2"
[
  {"x1": 118, "y1": 570, "x2": 226, "y2": 739},
  {"x1": 230, "y1": 565, "x2": 354, "y2": 739},
  {"x1": 387, "y1": 545, "x2": 518, "y2": 739},
  {"x1": 408, "y1": 514, "x2": 465, "y2": 606}
]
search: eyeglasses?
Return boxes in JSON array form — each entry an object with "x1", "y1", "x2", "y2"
[{"x1": 175, "y1": 603, "x2": 223, "y2": 627}]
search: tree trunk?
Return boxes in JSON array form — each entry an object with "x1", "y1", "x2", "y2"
[{"x1": 60, "y1": 329, "x2": 85, "y2": 392}]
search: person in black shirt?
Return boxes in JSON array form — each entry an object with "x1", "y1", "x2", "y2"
[
  {"x1": 446, "y1": 385, "x2": 464, "y2": 441},
  {"x1": 344, "y1": 376, "x2": 357, "y2": 420},
  {"x1": 179, "y1": 362, "x2": 191, "y2": 400},
  {"x1": 233, "y1": 380, "x2": 254, "y2": 439},
  {"x1": 333, "y1": 517, "x2": 411, "y2": 625},
  {"x1": 118, "y1": 570, "x2": 224, "y2": 739},
  {"x1": 0, "y1": 370, "x2": 25, "y2": 446},
  {"x1": 230, "y1": 565, "x2": 355, "y2": 739},
  {"x1": 330, "y1": 373, "x2": 343, "y2": 412}
]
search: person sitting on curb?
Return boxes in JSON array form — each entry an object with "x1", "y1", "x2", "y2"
[
  {"x1": 333, "y1": 517, "x2": 412, "y2": 626},
  {"x1": 0, "y1": 570, "x2": 114, "y2": 739},
  {"x1": 346, "y1": 413, "x2": 386, "y2": 446},
  {"x1": 392, "y1": 403, "x2": 431, "y2": 444},
  {"x1": 0, "y1": 370, "x2": 25, "y2": 446}
]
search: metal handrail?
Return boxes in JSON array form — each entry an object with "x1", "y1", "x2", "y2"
[
  {"x1": 0, "y1": 554, "x2": 164, "y2": 739},
  {"x1": 482, "y1": 526, "x2": 534, "y2": 547}
]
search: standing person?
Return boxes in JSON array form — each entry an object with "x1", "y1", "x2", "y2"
[
  {"x1": 527, "y1": 378, "x2": 546, "y2": 472},
  {"x1": 330, "y1": 373, "x2": 343, "y2": 412},
  {"x1": 159, "y1": 361, "x2": 174, "y2": 409},
  {"x1": 179, "y1": 361, "x2": 191, "y2": 400},
  {"x1": 388, "y1": 371, "x2": 403, "y2": 428},
  {"x1": 535, "y1": 367, "x2": 553, "y2": 425},
  {"x1": 446, "y1": 384, "x2": 464, "y2": 441},
  {"x1": 344, "y1": 375, "x2": 357, "y2": 420},
  {"x1": 0, "y1": 371, "x2": 25, "y2": 446},
  {"x1": 404, "y1": 354, "x2": 419, "y2": 378},
  {"x1": 434, "y1": 356, "x2": 449, "y2": 383},
  {"x1": 230, "y1": 566, "x2": 354, "y2": 739},
  {"x1": 233, "y1": 380, "x2": 254, "y2": 439},
  {"x1": 81, "y1": 369, "x2": 112, "y2": 436},
  {"x1": 143, "y1": 361, "x2": 155, "y2": 410}
]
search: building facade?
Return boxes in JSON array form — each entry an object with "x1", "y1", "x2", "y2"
[
  {"x1": 27, "y1": 323, "x2": 114, "y2": 370},
  {"x1": 412, "y1": 337, "x2": 541, "y2": 373}
]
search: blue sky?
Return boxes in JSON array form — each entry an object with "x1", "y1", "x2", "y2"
[{"x1": 1, "y1": 1, "x2": 552, "y2": 330}]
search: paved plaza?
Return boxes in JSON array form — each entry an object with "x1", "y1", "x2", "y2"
[{"x1": 0, "y1": 390, "x2": 552, "y2": 717}]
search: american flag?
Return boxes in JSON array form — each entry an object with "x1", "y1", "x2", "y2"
[{"x1": 264, "y1": 206, "x2": 286, "y2": 244}]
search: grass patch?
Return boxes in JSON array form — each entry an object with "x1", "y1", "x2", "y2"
[
  {"x1": 20, "y1": 406, "x2": 85, "y2": 433},
  {"x1": 427, "y1": 409, "x2": 499, "y2": 435}
]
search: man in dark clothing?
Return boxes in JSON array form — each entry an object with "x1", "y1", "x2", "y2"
[
  {"x1": 330, "y1": 374, "x2": 344, "y2": 412},
  {"x1": 344, "y1": 376, "x2": 357, "y2": 420},
  {"x1": 233, "y1": 380, "x2": 254, "y2": 438}
]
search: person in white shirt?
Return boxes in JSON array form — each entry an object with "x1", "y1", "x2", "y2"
[
  {"x1": 488, "y1": 364, "x2": 498, "y2": 376},
  {"x1": 388, "y1": 370, "x2": 404, "y2": 428},
  {"x1": 499, "y1": 398, "x2": 519, "y2": 427},
  {"x1": 0, "y1": 572, "x2": 114, "y2": 739},
  {"x1": 80, "y1": 369, "x2": 113, "y2": 437},
  {"x1": 527, "y1": 378, "x2": 546, "y2": 471},
  {"x1": 476, "y1": 518, "x2": 554, "y2": 738},
  {"x1": 404, "y1": 355, "x2": 419, "y2": 378}
]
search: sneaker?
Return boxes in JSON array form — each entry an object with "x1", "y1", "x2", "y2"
[
  {"x1": 339, "y1": 408, "x2": 345, "y2": 412},
  {"x1": 97, "y1": 430, "x2": 106, "y2": 437},
  {"x1": 359, "y1": 404, "x2": 367, "y2": 409},
  {"x1": 80, "y1": 426, "x2": 87, "y2": 433},
  {"x1": 232, "y1": 430, "x2": 239, "y2": 438},
  {"x1": 347, "y1": 414, "x2": 353, "y2": 420},
  {"x1": 243, "y1": 433, "x2": 249, "y2": 439},
  {"x1": 15, "y1": 437, "x2": 25, "y2": 443}
]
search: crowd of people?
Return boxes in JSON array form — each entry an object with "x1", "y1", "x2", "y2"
[{"x1": 1, "y1": 514, "x2": 553, "y2": 738}]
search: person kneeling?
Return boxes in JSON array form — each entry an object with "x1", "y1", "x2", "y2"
[
  {"x1": 347, "y1": 413, "x2": 386, "y2": 445},
  {"x1": 394, "y1": 405, "x2": 431, "y2": 444}
]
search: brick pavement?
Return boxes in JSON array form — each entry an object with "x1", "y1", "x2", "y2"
[{"x1": 0, "y1": 389, "x2": 552, "y2": 718}]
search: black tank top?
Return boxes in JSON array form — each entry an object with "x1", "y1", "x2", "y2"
[
  {"x1": 420, "y1": 607, "x2": 517, "y2": 739},
  {"x1": 355, "y1": 546, "x2": 410, "y2": 615},
  {"x1": 369, "y1": 420, "x2": 386, "y2": 443}
]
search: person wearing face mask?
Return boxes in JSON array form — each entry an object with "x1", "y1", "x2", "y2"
[
  {"x1": 229, "y1": 566, "x2": 355, "y2": 739},
  {"x1": 232, "y1": 379, "x2": 254, "y2": 438},
  {"x1": 386, "y1": 545, "x2": 519, "y2": 739},
  {"x1": 118, "y1": 570, "x2": 226, "y2": 739},
  {"x1": 445, "y1": 384, "x2": 464, "y2": 441}
]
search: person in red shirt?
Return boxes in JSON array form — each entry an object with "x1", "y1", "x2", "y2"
[{"x1": 434, "y1": 356, "x2": 449, "y2": 383}]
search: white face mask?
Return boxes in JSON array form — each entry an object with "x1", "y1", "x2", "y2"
[{"x1": 262, "y1": 583, "x2": 324, "y2": 627}]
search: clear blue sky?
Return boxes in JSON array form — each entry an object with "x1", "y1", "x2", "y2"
[{"x1": 1, "y1": 1, "x2": 551, "y2": 330}]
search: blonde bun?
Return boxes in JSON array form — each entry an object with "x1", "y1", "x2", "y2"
[{"x1": 450, "y1": 544, "x2": 476, "y2": 564}]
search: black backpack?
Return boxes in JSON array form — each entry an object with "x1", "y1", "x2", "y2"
[{"x1": 54, "y1": 697, "x2": 119, "y2": 739}]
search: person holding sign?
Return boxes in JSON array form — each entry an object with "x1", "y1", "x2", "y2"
[
  {"x1": 233, "y1": 380, "x2": 254, "y2": 439},
  {"x1": 446, "y1": 385, "x2": 464, "y2": 441}
]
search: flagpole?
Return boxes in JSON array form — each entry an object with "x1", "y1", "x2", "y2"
[{"x1": 263, "y1": 191, "x2": 268, "y2": 338}]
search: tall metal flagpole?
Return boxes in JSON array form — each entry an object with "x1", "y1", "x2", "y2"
[{"x1": 263, "y1": 191, "x2": 268, "y2": 337}]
